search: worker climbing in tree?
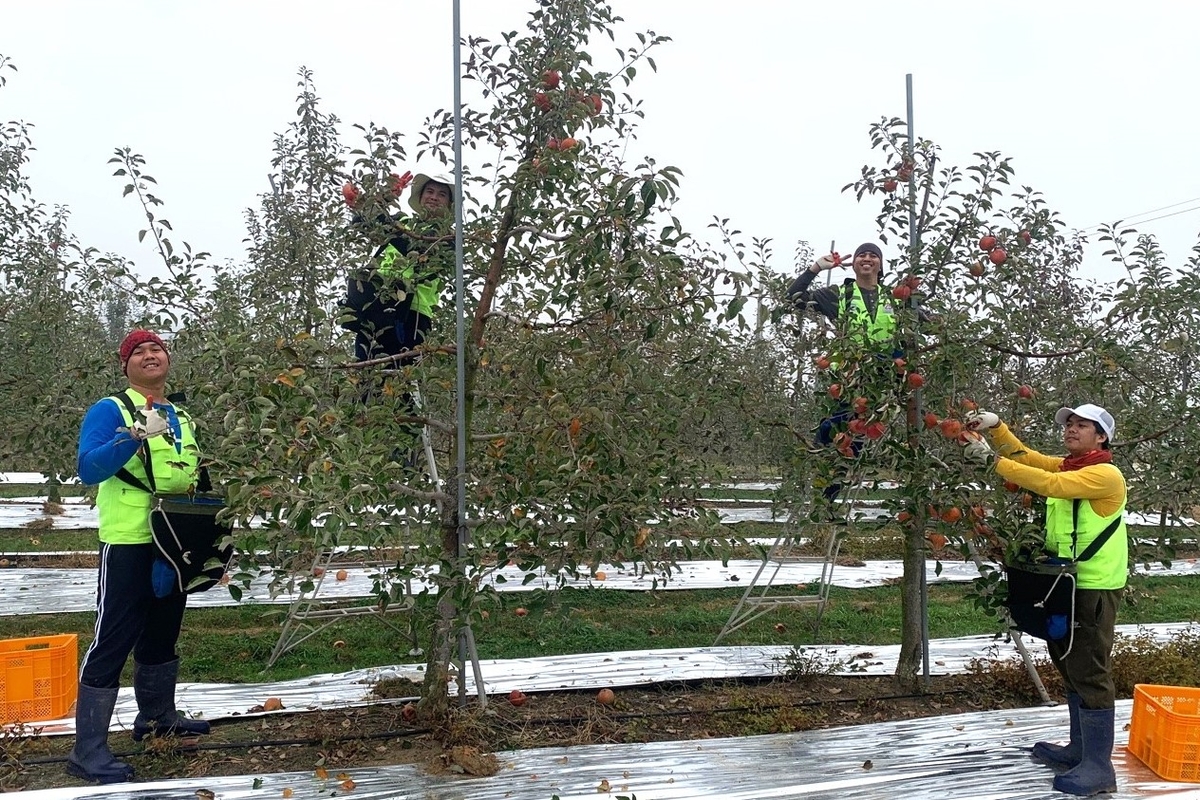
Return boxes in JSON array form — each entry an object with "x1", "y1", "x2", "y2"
[{"x1": 340, "y1": 170, "x2": 457, "y2": 466}]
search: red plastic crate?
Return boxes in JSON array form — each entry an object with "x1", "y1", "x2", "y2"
[
  {"x1": 1127, "y1": 683, "x2": 1200, "y2": 782},
  {"x1": 0, "y1": 634, "x2": 78, "y2": 724}
]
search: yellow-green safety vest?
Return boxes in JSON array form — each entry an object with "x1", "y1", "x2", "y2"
[
  {"x1": 96, "y1": 391, "x2": 200, "y2": 545},
  {"x1": 378, "y1": 244, "x2": 442, "y2": 318},
  {"x1": 837, "y1": 282, "x2": 897, "y2": 345},
  {"x1": 1045, "y1": 491, "x2": 1128, "y2": 590}
]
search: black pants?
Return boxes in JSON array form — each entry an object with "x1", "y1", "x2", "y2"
[
  {"x1": 354, "y1": 309, "x2": 431, "y2": 366},
  {"x1": 79, "y1": 543, "x2": 186, "y2": 689},
  {"x1": 1047, "y1": 587, "x2": 1122, "y2": 709}
]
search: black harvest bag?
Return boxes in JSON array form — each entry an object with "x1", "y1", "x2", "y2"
[
  {"x1": 114, "y1": 392, "x2": 234, "y2": 595},
  {"x1": 1003, "y1": 498, "x2": 1122, "y2": 656}
]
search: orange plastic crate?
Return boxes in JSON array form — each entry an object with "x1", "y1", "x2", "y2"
[
  {"x1": 0, "y1": 634, "x2": 78, "y2": 724},
  {"x1": 1127, "y1": 683, "x2": 1200, "y2": 781}
]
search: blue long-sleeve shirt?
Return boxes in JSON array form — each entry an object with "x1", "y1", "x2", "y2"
[{"x1": 77, "y1": 397, "x2": 183, "y2": 486}]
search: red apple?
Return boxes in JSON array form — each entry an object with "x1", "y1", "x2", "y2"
[
  {"x1": 514, "y1": 607, "x2": 528, "y2": 617},
  {"x1": 979, "y1": 235, "x2": 997, "y2": 251},
  {"x1": 852, "y1": 396, "x2": 869, "y2": 415},
  {"x1": 883, "y1": 179, "x2": 898, "y2": 192},
  {"x1": 892, "y1": 284, "x2": 912, "y2": 301},
  {"x1": 815, "y1": 356, "x2": 831, "y2": 370},
  {"x1": 588, "y1": 94, "x2": 603, "y2": 115},
  {"x1": 940, "y1": 507, "x2": 962, "y2": 524},
  {"x1": 923, "y1": 412, "x2": 939, "y2": 429},
  {"x1": 341, "y1": 182, "x2": 360, "y2": 207},
  {"x1": 961, "y1": 398, "x2": 978, "y2": 412},
  {"x1": 1021, "y1": 230, "x2": 1032, "y2": 244},
  {"x1": 969, "y1": 261, "x2": 985, "y2": 278},
  {"x1": 542, "y1": 70, "x2": 561, "y2": 89},
  {"x1": 509, "y1": 690, "x2": 527, "y2": 706},
  {"x1": 401, "y1": 701, "x2": 417, "y2": 721},
  {"x1": 546, "y1": 137, "x2": 561, "y2": 151},
  {"x1": 596, "y1": 688, "x2": 615, "y2": 705},
  {"x1": 989, "y1": 247, "x2": 1008, "y2": 265},
  {"x1": 1017, "y1": 384, "x2": 1035, "y2": 399},
  {"x1": 559, "y1": 137, "x2": 579, "y2": 151},
  {"x1": 939, "y1": 419, "x2": 963, "y2": 439},
  {"x1": 828, "y1": 383, "x2": 843, "y2": 400},
  {"x1": 864, "y1": 421, "x2": 886, "y2": 440},
  {"x1": 906, "y1": 372, "x2": 925, "y2": 389},
  {"x1": 1003, "y1": 480, "x2": 1021, "y2": 493},
  {"x1": 534, "y1": 92, "x2": 551, "y2": 112}
]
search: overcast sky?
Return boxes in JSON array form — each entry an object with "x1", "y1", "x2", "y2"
[{"x1": 5, "y1": 1, "x2": 1198, "y2": 286}]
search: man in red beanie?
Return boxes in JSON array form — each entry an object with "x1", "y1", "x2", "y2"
[{"x1": 70, "y1": 330, "x2": 210, "y2": 783}]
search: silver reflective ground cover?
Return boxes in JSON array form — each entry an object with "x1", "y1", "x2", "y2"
[
  {"x1": 13, "y1": 701, "x2": 1200, "y2": 799},
  {"x1": 19, "y1": 624, "x2": 1198, "y2": 737},
  {"x1": 3, "y1": 558, "x2": 1198, "y2": 617}
]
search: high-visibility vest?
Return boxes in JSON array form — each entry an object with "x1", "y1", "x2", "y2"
[
  {"x1": 1045, "y1": 487, "x2": 1128, "y2": 590},
  {"x1": 837, "y1": 281, "x2": 897, "y2": 345},
  {"x1": 95, "y1": 391, "x2": 200, "y2": 545},
  {"x1": 377, "y1": 243, "x2": 441, "y2": 318}
]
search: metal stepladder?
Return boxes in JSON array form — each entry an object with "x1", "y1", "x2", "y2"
[
  {"x1": 713, "y1": 483, "x2": 862, "y2": 645},
  {"x1": 264, "y1": 384, "x2": 442, "y2": 669}
]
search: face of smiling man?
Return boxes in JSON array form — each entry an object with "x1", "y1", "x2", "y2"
[
  {"x1": 124, "y1": 341, "x2": 170, "y2": 393},
  {"x1": 1062, "y1": 413, "x2": 1107, "y2": 455}
]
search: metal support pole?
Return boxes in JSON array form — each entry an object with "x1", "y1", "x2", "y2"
[
  {"x1": 451, "y1": 0, "x2": 484, "y2": 708},
  {"x1": 906, "y1": 73, "x2": 931, "y2": 687}
]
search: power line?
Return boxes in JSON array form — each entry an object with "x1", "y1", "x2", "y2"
[{"x1": 1080, "y1": 196, "x2": 1200, "y2": 234}]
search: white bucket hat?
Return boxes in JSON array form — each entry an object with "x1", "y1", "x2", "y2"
[
  {"x1": 1054, "y1": 403, "x2": 1115, "y2": 441},
  {"x1": 409, "y1": 173, "x2": 455, "y2": 214}
]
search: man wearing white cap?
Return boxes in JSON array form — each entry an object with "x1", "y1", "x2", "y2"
[{"x1": 961, "y1": 403, "x2": 1125, "y2": 796}]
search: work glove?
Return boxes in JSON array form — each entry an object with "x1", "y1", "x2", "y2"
[
  {"x1": 386, "y1": 171, "x2": 414, "y2": 199},
  {"x1": 131, "y1": 403, "x2": 170, "y2": 441},
  {"x1": 960, "y1": 431, "x2": 994, "y2": 466},
  {"x1": 964, "y1": 411, "x2": 1000, "y2": 432},
  {"x1": 813, "y1": 252, "x2": 842, "y2": 271}
]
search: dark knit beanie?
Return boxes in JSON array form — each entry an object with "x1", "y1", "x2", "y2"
[
  {"x1": 119, "y1": 330, "x2": 168, "y2": 374},
  {"x1": 854, "y1": 242, "x2": 885, "y2": 279}
]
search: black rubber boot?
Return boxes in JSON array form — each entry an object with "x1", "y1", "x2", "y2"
[
  {"x1": 1032, "y1": 692, "x2": 1082, "y2": 768},
  {"x1": 131, "y1": 659, "x2": 211, "y2": 742},
  {"x1": 1053, "y1": 706, "x2": 1118, "y2": 796},
  {"x1": 66, "y1": 683, "x2": 134, "y2": 784}
]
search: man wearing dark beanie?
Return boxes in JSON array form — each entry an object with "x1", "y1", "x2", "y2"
[
  {"x1": 70, "y1": 330, "x2": 210, "y2": 783},
  {"x1": 788, "y1": 243, "x2": 901, "y2": 510}
]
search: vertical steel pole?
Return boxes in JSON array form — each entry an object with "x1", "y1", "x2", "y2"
[
  {"x1": 906, "y1": 73, "x2": 930, "y2": 687},
  {"x1": 451, "y1": 0, "x2": 485, "y2": 708}
]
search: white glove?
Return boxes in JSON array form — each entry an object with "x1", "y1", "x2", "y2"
[
  {"x1": 131, "y1": 407, "x2": 170, "y2": 441},
  {"x1": 961, "y1": 431, "x2": 994, "y2": 466},
  {"x1": 964, "y1": 411, "x2": 1000, "y2": 432},
  {"x1": 812, "y1": 253, "x2": 841, "y2": 272}
]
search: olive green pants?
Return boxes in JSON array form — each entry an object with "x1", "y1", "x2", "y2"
[{"x1": 1047, "y1": 587, "x2": 1123, "y2": 709}]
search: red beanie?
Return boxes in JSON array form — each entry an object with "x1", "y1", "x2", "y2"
[{"x1": 119, "y1": 330, "x2": 168, "y2": 373}]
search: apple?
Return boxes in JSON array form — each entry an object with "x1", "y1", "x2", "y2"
[
  {"x1": 928, "y1": 532, "x2": 948, "y2": 549},
  {"x1": 852, "y1": 396, "x2": 870, "y2": 414},
  {"x1": 534, "y1": 92, "x2": 551, "y2": 112},
  {"x1": 542, "y1": 70, "x2": 561, "y2": 89},
  {"x1": 559, "y1": 137, "x2": 579, "y2": 151},
  {"x1": 815, "y1": 356, "x2": 831, "y2": 370},
  {"x1": 1017, "y1": 384, "x2": 1035, "y2": 399},
  {"x1": 546, "y1": 137, "x2": 560, "y2": 151},
  {"x1": 864, "y1": 421, "x2": 886, "y2": 440},
  {"x1": 848, "y1": 418, "x2": 868, "y2": 436},
  {"x1": 906, "y1": 372, "x2": 925, "y2": 389},
  {"x1": 939, "y1": 419, "x2": 963, "y2": 438},
  {"x1": 896, "y1": 161, "x2": 914, "y2": 181},
  {"x1": 961, "y1": 398, "x2": 978, "y2": 412},
  {"x1": 1003, "y1": 480, "x2": 1021, "y2": 493},
  {"x1": 335, "y1": 569, "x2": 348, "y2": 581},
  {"x1": 940, "y1": 507, "x2": 962, "y2": 524},
  {"x1": 969, "y1": 261, "x2": 985, "y2": 278},
  {"x1": 923, "y1": 412, "x2": 939, "y2": 429},
  {"x1": 969, "y1": 505, "x2": 987, "y2": 521},
  {"x1": 828, "y1": 383, "x2": 843, "y2": 399},
  {"x1": 593, "y1": 570, "x2": 607, "y2": 581},
  {"x1": 891, "y1": 284, "x2": 912, "y2": 301},
  {"x1": 596, "y1": 688, "x2": 616, "y2": 705},
  {"x1": 883, "y1": 179, "x2": 898, "y2": 192},
  {"x1": 341, "y1": 182, "x2": 360, "y2": 207},
  {"x1": 897, "y1": 510, "x2": 913, "y2": 523},
  {"x1": 904, "y1": 275, "x2": 921, "y2": 290},
  {"x1": 509, "y1": 689, "x2": 527, "y2": 707},
  {"x1": 588, "y1": 94, "x2": 603, "y2": 115},
  {"x1": 313, "y1": 567, "x2": 325, "y2": 578},
  {"x1": 1021, "y1": 230, "x2": 1032, "y2": 244},
  {"x1": 989, "y1": 247, "x2": 1008, "y2": 265},
  {"x1": 893, "y1": 357, "x2": 907, "y2": 373},
  {"x1": 979, "y1": 235, "x2": 997, "y2": 251},
  {"x1": 514, "y1": 607, "x2": 528, "y2": 617}
]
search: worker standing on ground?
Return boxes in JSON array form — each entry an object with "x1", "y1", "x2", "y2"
[{"x1": 962, "y1": 403, "x2": 1126, "y2": 797}]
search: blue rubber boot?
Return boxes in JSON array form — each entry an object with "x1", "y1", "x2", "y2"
[
  {"x1": 1053, "y1": 706, "x2": 1117, "y2": 796},
  {"x1": 131, "y1": 659, "x2": 211, "y2": 742},
  {"x1": 66, "y1": 683, "x2": 134, "y2": 784},
  {"x1": 1032, "y1": 692, "x2": 1082, "y2": 768}
]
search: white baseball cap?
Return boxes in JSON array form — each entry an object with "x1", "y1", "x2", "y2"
[{"x1": 1054, "y1": 404, "x2": 1115, "y2": 441}]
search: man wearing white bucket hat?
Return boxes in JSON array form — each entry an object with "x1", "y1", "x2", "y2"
[{"x1": 961, "y1": 402, "x2": 1126, "y2": 797}]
